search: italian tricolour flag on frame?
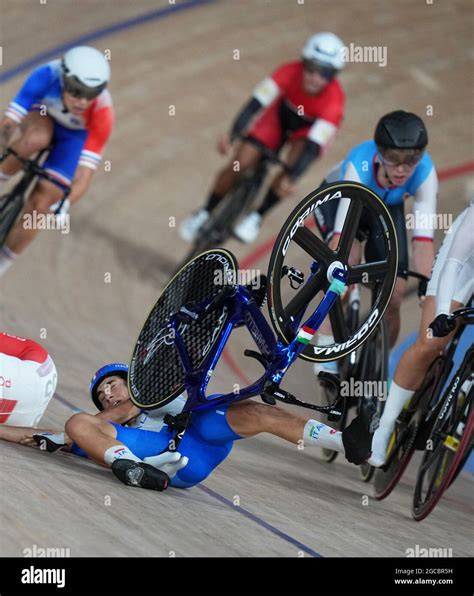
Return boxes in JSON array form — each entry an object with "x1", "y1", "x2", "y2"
[{"x1": 296, "y1": 325, "x2": 316, "y2": 345}]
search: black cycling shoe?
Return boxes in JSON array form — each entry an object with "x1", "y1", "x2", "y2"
[
  {"x1": 111, "y1": 459, "x2": 169, "y2": 491},
  {"x1": 342, "y1": 398, "x2": 378, "y2": 465}
]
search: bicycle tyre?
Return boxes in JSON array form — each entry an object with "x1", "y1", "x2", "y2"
[
  {"x1": 129, "y1": 249, "x2": 239, "y2": 410},
  {"x1": 267, "y1": 182, "x2": 398, "y2": 362}
]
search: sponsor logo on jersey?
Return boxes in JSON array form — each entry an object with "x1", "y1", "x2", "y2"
[{"x1": 0, "y1": 376, "x2": 12, "y2": 388}]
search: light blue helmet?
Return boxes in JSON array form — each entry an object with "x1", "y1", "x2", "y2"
[{"x1": 89, "y1": 363, "x2": 128, "y2": 411}]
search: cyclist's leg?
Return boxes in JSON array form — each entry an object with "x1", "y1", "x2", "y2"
[
  {"x1": 256, "y1": 137, "x2": 307, "y2": 218},
  {"x1": 226, "y1": 400, "x2": 345, "y2": 454},
  {"x1": 1, "y1": 112, "x2": 54, "y2": 177},
  {"x1": 179, "y1": 140, "x2": 263, "y2": 240},
  {"x1": 208, "y1": 140, "x2": 263, "y2": 208},
  {"x1": 3, "y1": 123, "x2": 86, "y2": 255},
  {"x1": 65, "y1": 413, "x2": 173, "y2": 466},
  {"x1": 369, "y1": 296, "x2": 459, "y2": 465}
]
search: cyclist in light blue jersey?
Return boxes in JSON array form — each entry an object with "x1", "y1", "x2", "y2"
[{"x1": 314, "y1": 111, "x2": 438, "y2": 359}]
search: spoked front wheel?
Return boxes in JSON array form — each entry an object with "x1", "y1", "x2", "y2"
[{"x1": 267, "y1": 182, "x2": 398, "y2": 363}]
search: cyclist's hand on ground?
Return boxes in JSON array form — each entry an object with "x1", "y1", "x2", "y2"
[
  {"x1": 217, "y1": 132, "x2": 232, "y2": 155},
  {"x1": 429, "y1": 314, "x2": 456, "y2": 338},
  {"x1": 19, "y1": 434, "x2": 39, "y2": 447},
  {"x1": 32, "y1": 432, "x2": 67, "y2": 452},
  {"x1": 143, "y1": 451, "x2": 189, "y2": 479}
]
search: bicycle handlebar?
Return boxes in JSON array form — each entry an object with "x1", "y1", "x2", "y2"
[
  {"x1": 1, "y1": 147, "x2": 70, "y2": 193},
  {"x1": 449, "y1": 306, "x2": 474, "y2": 325},
  {"x1": 406, "y1": 270, "x2": 430, "y2": 283},
  {"x1": 235, "y1": 133, "x2": 291, "y2": 173}
]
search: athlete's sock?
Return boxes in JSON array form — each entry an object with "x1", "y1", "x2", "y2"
[
  {"x1": 204, "y1": 192, "x2": 223, "y2": 213},
  {"x1": 369, "y1": 382, "x2": 415, "y2": 466},
  {"x1": 257, "y1": 188, "x2": 280, "y2": 216},
  {"x1": 303, "y1": 419, "x2": 344, "y2": 453},
  {"x1": 104, "y1": 444, "x2": 141, "y2": 466},
  {"x1": 0, "y1": 246, "x2": 18, "y2": 277}
]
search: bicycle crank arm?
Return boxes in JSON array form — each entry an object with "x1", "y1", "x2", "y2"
[{"x1": 261, "y1": 382, "x2": 344, "y2": 420}]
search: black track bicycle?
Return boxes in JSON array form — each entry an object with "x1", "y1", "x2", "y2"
[
  {"x1": 129, "y1": 183, "x2": 398, "y2": 473},
  {"x1": 411, "y1": 305, "x2": 474, "y2": 520},
  {"x1": 374, "y1": 303, "x2": 474, "y2": 514},
  {"x1": 178, "y1": 134, "x2": 290, "y2": 269}
]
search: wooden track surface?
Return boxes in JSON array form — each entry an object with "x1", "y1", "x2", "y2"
[{"x1": 0, "y1": 0, "x2": 472, "y2": 557}]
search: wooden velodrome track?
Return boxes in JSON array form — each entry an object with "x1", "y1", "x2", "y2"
[{"x1": 1, "y1": 0, "x2": 473, "y2": 557}]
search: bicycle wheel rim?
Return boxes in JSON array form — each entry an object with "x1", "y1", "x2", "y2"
[
  {"x1": 267, "y1": 182, "x2": 398, "y2": 362},
  {"x1": 128, "y1": 248, "x2": 239, "y2": 409},
  {"x1": 412, "y1": 392, "x2": 473, "y2": 521},
  {"x1": 373, "y1": 418, "x2": 418, "y2": 500}
]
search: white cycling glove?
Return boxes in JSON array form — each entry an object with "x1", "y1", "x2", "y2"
[{"x1": 143, "y1": 451, "x2": 189, "y2": 479}]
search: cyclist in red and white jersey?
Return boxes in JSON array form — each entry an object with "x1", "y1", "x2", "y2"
[
  {"x1": 0, "y1": 332, "x2": 57, "y2": 426},
  {"x1": 370, "y1": 198, "x2": 474, "y2": 466},
  {"x1": 180, "y1": 32, "x2": 346, "y2": 244},
  {"x1": 0, "y1": 46, "x2": 114, "y2": 277}
]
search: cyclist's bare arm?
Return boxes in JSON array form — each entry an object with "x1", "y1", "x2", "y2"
[
  {"x1": 436, "y1": 199, "x2": 474, "y2": 315},
  {"x1": 0, "y1": 116, "x2": 18, "y2": 152},
  {"x1": 0, "y1": 424, "x2": 70, "y2": 448},
  {"x1": 68, "y1": 165, "x2": 95, "y2": 205},
  {"x1": 219, "y1": 76, "x2": 280, "y2": 154},
  {"x1": 0, "y1": 401, "x2": 139, "y2": 448}
]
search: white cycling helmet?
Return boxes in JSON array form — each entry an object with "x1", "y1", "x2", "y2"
[
  {"x1": 62, "y1": 46, "x2": 110, "y2": 98},
  {"x1": 302, "y1": 32, "x2": 345, "y2": 72}
]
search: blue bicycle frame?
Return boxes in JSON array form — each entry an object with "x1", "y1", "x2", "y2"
[{"x1": 167, "y1": 264, "x2": 347, "y2": 420}]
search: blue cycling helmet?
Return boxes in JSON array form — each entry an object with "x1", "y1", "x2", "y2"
[{"x1": 89, "y1": 363, "x2": 128, "y2": 411}]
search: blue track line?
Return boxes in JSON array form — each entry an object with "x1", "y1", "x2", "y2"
[{"x1": 0, "y1": 0, "x2": 216, "y2": 83}]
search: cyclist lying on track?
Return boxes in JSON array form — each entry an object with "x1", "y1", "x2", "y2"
[
  {"x1": 180, "y1": 32, "x2": 346, "y2": 245},
  {"x1": 369, "y1": 198, "x2": 474, "y2": 466},
  {"x1": 0, "y1": 361, "x2": 371, "y2": 492},
  {"x1": 0, "y1": 46, "x2": 114, "y2": 277},
  {"x1": 0, "y1": 332, "x2": 57, "y2": 426}
]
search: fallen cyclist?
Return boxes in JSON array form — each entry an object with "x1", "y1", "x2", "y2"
[{"x1": 0, "y1": 362, "x2": 375, "y2": 491}]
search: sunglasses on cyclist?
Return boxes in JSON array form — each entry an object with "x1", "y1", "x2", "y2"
[
  {"x1": 63, "y1": 76, "x2": 106, "y2": 100},
  {"x1": 379, "y1": 149, "x2": 424, "y2": 168},
  {"x1": 302, "y1": 59, "x2": 337, "y2": 81}
]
